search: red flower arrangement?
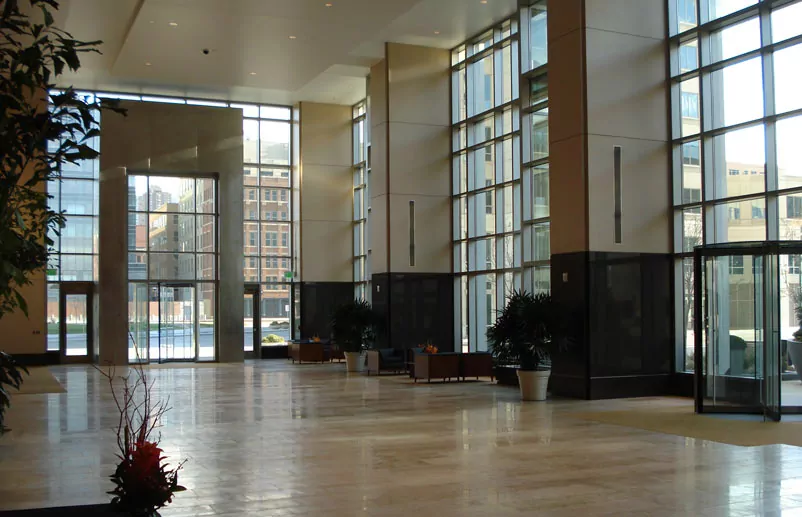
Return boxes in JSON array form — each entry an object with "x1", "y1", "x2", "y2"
[
  {"x1": 98, "y1": 341, "x2": 186, "y2": 517},
  {"x1": 421, "y1": 343, "x2": 438, "y2": 354}
]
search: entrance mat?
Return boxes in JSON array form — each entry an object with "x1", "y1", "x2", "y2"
[
  {"x1": 15, "y1": 367, "x2": 66, "y2": 395},
  {"x1": 569, "y1": 404, "x2": 802, "y2": 447}
]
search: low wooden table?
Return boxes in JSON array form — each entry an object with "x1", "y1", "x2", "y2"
[{"x1": 414, "y1": 353, "x2": 461, "y2": 383}]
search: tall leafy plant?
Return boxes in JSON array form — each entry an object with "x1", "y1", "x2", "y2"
[
  {"x1": 0, "y1": 0, "x2": 123, "y2": 434},
  {"x1": 0, "y1": 351, "x2": 28, "y2": 433},
  {"x1": 487, "y1": 290, "x2": 557, "y2": 371},
  {"x1": 0, "y1": 0, "x2": 122, "y2": 319},
  {"x1": 331, "y1": 299, "x2": 379, "y2": 353}
]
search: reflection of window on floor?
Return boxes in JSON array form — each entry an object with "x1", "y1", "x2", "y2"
[{"x1": 730, "y1": 256, "x2": 744, "y2": 275}]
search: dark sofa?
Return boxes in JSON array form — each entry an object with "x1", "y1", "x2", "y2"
[{"x1": 366, "y1": 348, "x2": 406, "y2": 375}]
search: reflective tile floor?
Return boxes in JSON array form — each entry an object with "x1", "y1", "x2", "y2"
[{"x1": 3, "y1": 361, "x2": 802, "y2": 516}]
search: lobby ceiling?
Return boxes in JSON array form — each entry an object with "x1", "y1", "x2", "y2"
[{"x1": 54, "y1": 0, "x2": 517, "y2": 105}]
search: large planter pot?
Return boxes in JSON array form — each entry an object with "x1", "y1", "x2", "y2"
[
  {"x1": 344, "y1": 351, "x2": 362, "y2": 372},
  {"x1": 517, "y1": 369, "x2": 550, "y2": 401}
]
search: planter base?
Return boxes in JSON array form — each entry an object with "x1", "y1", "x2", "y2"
[{"x1": 517, "y1": 369, "x2": 550, "y2": 401}]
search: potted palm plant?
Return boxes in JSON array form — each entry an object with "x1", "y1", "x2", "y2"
[
  {"x1": 331, "y1": 299, "x2": 378, "y2": 372},
  {"x1": 488, "y1": 290, "x2": 556, "y2": 401}
]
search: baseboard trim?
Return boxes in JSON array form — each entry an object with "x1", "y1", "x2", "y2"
[{"x1": 8, "y1": 352, "x2": 60, "y2": 366}]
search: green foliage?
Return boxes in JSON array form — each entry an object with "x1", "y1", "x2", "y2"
[
  {"x1": 0, "y1": 0, "x2": 124, "y2": 319},
  {"x1": 487, "y1": 290, "x2": 558, "y2": 371},
  {"x1": 0, "y1": 351, "x2": 28, "y2": 434},
  {"x1": 262, "y1": 334, "x2": 283, "y2": 343},
  {"x1": 331, "y1": 299, "x2": 379, "y2": 353}
]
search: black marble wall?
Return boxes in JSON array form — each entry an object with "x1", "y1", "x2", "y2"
[
  {"x1": 371, "y1": 273, "x2": 454, "y2": 352},
  {"x1": 299, "y1": 282, "x2": 354, "y2": 339},
  {"x1": 551, "y1": 251, "x2": 673, "y2": 399}
]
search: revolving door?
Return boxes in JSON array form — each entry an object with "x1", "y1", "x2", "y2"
[{"x1": 694, "y1": 242, "x2": 802, "y2": 421}]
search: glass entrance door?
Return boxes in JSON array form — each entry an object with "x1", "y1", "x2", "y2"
[
  {"x1": 155, "y1": 284, "x2": 196, "y2": 362},
  {"x1": 244, "y1": 285, "x2": 259, "y2": 358},
  {"x1": 695, "y1": 245, "x2": 783, "y2": 419},
  {"x1": 59, "y1": 283, "x2": 94, "y2": 364}
]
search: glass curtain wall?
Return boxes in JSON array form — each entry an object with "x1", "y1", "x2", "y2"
[
  {"x1": 47, "y1": 91, "x2": 298, "y2": 354},
  {"x1": 127, "y1": 175, "x2": 218, "y2": 362},
  {"x1": 522, "y1": 2, "x2": 550, "y2": 294},
  {"x1": 669, "y1": 0, "x2": 802, "y2": 371},
  {"x1": 46, "y1": 91, "x2": 100, "y2": 352},
  {"x1": 353, "y1": 101, "x2": 371, "y2": 300},
  {"x1": 452, "y1": 2, "x2": 548, "y2": 353},
  {"x1": 241, "y1": 104, "x2": 295, "y2": 346}
]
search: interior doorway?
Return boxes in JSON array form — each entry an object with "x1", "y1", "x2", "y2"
[
  {"x1": 58, "y1": 282, "x2": 94, "y2": 364},
  {"x1": 244, "y1": 284, "x2": 260, "y2": 359}
]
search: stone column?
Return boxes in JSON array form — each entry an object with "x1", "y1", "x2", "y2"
[
  {"x1": 297, "y1": 102, "x2": 355, "y2": 338},
  {"x1": 98, "y1": 167, "x2": 129, "y2": 365},
  {"x1": 369, "y1": 43, "x2": 453, "y2": 351},
  {"x1": 548, "y1": 0, "x2": 673, "y2": 398}
]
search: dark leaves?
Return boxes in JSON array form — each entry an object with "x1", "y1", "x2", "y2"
[{"x1": 0, "y1": 0, "x2": 125, "y2": 320}]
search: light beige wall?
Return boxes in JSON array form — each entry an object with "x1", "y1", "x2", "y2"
[
  {"x1": 101, "y1": 102, "x2": 244, "y2": 364},
  {"x1": 548, "y1": 0, "x2": 588, "y2": 255},
  {"x1": 0, "y1": 91, "x2": 49, "y2": 355},
  {"x1": 0, "y1": 275, "x2": 46, "y2": 354},
  {"x1": 585, "y1": 0, "x2": 670, "y2": 253},
  {"x1": 370, "y1": 43, "x2": 451, "y2": 275},
  {"x1": 298, "y1": 102, "x2": 353, "y2": 283},
  {"x1": 548, "y1": 0, "x2": 670, "y2": 255},
  {"x1": 370, "y1": 59, "x2": 389, "y2": 274}
]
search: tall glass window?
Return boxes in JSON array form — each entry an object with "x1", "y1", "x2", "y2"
[
  {"x1": 47, "y1": 92, "x2": 298, "y2": 352},
  {"x1": 353, "y1": 100, "x2": 371, "y2": 300},
  {"x1": 452, "y1": 2, "x2": 548, "y2": 353},
  {"x1": 46, "y1": 91, "x2": 100, "y2": 351},
  {"x1": 240, "y1": 104, "x2": 294, "y2": 345},
  {"x1": 669, "y1": 0, "x2": 802, "y2": 371},
  {"x1": 522, "y1": 1, "x2": 550, "y2": 296}
]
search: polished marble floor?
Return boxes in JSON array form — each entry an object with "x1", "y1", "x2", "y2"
[{"x1": 4, "y1": 361, "x2": 802, "y2": 516}]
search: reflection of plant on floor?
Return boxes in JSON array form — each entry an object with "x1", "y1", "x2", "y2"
[
  {"x1": 96, "y1": 349, "x2": 186, "y2": 516},
  {"x1": 0, "y1": 352, "x2": 28, "y2": 434}
]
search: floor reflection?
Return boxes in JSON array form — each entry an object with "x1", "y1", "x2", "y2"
[{"x1": 4, "y1": 361, "x2": 802, "y2": 515}]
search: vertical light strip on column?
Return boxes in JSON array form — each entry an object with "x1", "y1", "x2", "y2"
[
  {"x1": 614, "y1": 145, "x2": 622, "y2": 244},
  {"x1": 409, "y1": 200, "x2": 416, "y2": 267}
]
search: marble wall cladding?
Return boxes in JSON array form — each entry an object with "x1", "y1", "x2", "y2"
[
  {"x1": 299, "y1": 282, "x2": 354, "y2": 339},
  {"x1": 371, "y1": 273, "x2": 454, "y2": 351},
  {"x1": 551, "y1": 251, "x2": 673, "y2": 399}
]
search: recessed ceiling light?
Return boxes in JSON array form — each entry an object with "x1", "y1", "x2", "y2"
[
  {"x1": 145, "y1": 62, "x2": 152, "y2": 66},
  {"x1": 480, "y1": 0, "x2": 487, "y2": 3},
  {"x1": 149, "y1": 20, "x2": 155, "y2": 24},
  {"x1": 434, "y1": 30, "x2": 440, "y2": 34},
  {"x1": 289, "y1": 35, "x2": 297, "y2": 39},
  {"x1": 168, "y1": 21, "x2": 178, "y2": 27},
  {"x1": 250, "y1": 72, "x2": 257, "y2": 76},
  {"x1": 325, "y1": 2, "x2": 333, "y2": 6}
]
